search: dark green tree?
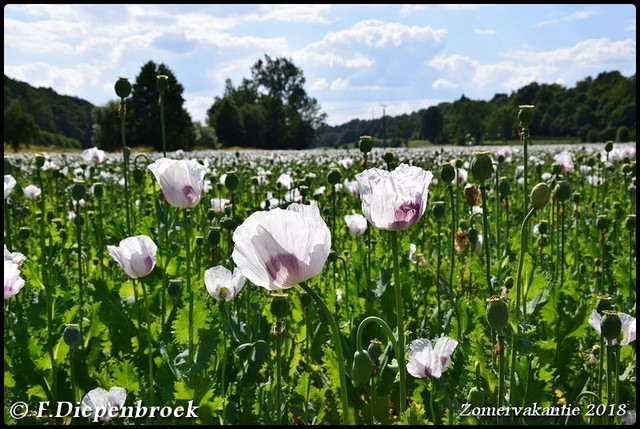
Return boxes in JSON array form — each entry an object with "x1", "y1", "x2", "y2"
[
  {"x1": 128, "y1": 61, "x2": 195, "y2": 151},
  {"x1": 4, "y1": 101, "x2": 40, "y2": 151},
  {"x1": 418, "y1": 106, "x2": 444, "y2": 144},
  {"x1": 90, "y1": 100, "x2": 121, "y2": 151},
  {"x1": 208, "y1": 98, "x2": 244, "y2": 148}
]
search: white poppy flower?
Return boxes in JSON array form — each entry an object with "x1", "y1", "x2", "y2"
[
  {"x1": 4, "y1": 244, "x2": 26, "y2": 267},
  {"x1": 355, "y1": 163, "x2": 434, "y2": 231},
  {"x1": 148, "y1": 158, "x2": 206, "y2": 208},
  {"x1": 588, "y1": 309, "x2": 636, "y2": 346},
  {"x1": 107, "y1": 235, "x2": 157, "y2": 279},
  {"x1": 22, "y1": 184, "x2": 42, "y2": 200},
  {"x1": 4, "y1": 175, "x2": 17, "y2": 200},
  {"x1": 4, "y1": 260, "x2": 25, "y2": 300},
  {"x1": 204, "y1": 265, "x2": 246, "y2": 302},
  {"x1": 344, "y1": 213, "x2": 367, "y2": 236},
  {"x1": 82, "y1": 146, "x2": 106, "y2": 164},
  {"x1": 407, "y1": 337, "x2": 458, "y2": 379},
  {"x1": 80, "y1": 386, "x2": 127, "y2": 422},
  {"x1": 232, "y1": 203, "x2": 331, "y2": 291}
]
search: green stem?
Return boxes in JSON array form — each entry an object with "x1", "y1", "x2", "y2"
[
  {"x1": 304, "y1": 304, "x2": 310, "y2": 415},
  {"x1": 480, "y1": 185, "x2": 493, "y2": 295},
  {"x1": 76, "y1": 212, "x2": 84, "y2": 344},
  {"x1": 299, "y1": 281, "x2": 351, "y2": 425},
  {"x1": 159, "y1": 92, "x2": 167, "y2": 158},
  {"x1": 522, "y1": 127, "x2": 529, "y2": 211},
  {"x1": 435, "y1": 221, "x2": 442, "y2": 333},
  {"x1": 70, "y1": 349, "x2": 77, "y2": 404},
  {"x1": 497, "y1": 337, "x2": 505, "y2": 425},
  {"x1": 185, "y1": 209, "x2": 194, "y2": 362},
  {"x1": 605, "y1": 345, "x2": 613, "y2": 425},
  {"x1": 429, "y1": 379, "x2": 437, "y2": 424},
  {"x1": 119, "y1": 99, "x2": 132, "y2": 235},
  {"x1": 495, "y1": 170, "x2": 500, "y2": 261},
  {"x1": 221, "y1": 302, "x2": 228, "y2": 424},
  {"x1": 276, "y1": 319, "x2": 283, "y2": 425},
  {"x1": 447, "y1": 184, "x2": 461, "y2": 338},
  {"x1": 390, "y1": 231, "x2": 407, "y2": 417},
  {"x1": 139, "y1": 278, "x2": 155, "y2": 403},
  {"x1": 4, "y1": 199, "x2": 12, "y2": 251}
]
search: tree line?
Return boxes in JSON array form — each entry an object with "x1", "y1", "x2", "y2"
[{"x1": 4, "y1": 59, "x2": 636, "y2": 152}]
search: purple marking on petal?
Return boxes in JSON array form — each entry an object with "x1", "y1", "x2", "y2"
[
  {"x1": 266, "y1": 253, "x2": 300, "y2": 287},
  {"x1": 144, "y1": 256, "x2": 153, "y2": 273},
  {"x1": 389, "y1": 200, "x2": 420, "y2": 230},
  {"x1": 440, "y1": 355, "x2": 449, "y2": 366},
  {"x1": 424, "y1": 367, "x2": 433, "y2": 377},
  {"x1": 183, "y1": 185, "x2": 197, "y2": 203}
]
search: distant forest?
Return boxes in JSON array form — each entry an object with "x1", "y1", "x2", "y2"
[{"x1": 3, "y1": 70, "x2": 636, "y2": 151}]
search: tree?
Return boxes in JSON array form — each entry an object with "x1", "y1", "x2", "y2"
[
  {"x1": 418, "y1": 106, "x2": 444, "y2": 144},
  {"x1": 208, "y1": 98, "x2": 244, "y2": 148},
  {"x1": 4, "y1": 101, "x2": 40, "y2": 151},
  {"x1": 128, "y1": 61, "x2": 195, "y2": 151},
  {"x1": 91, "y1": 100, "x2": 121, "y2": 151},
  {"x1": 210, "y1": 55, "x2": 326, "y2": 149}
]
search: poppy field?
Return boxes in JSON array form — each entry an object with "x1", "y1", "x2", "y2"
[{"x1": 3, "y1": 108, "x2": 637, "y2": 425}]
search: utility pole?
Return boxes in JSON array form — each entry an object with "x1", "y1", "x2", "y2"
[{"x1": 380, "y1": 103, "x2": 388, "y2": 148}]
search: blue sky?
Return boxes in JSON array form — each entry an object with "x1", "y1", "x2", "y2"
[{"x1": 4, "y1": 4, "x2": 636, "y2": 126}]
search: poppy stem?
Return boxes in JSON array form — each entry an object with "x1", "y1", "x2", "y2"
[
  {"x1": 185, "y1": 208, "x2": 194, "y2": 363},
  {"x1": 390, "y1": 230, "x2": 407, "y2": 418},
  {"x1": 299, "y1": 281, "x2": 351, "y2": 425},
  {"x1": 479, "y1": 184, "x2": 493, "y2": 296},
  {"x1": 139, "y1": 278, "x2": 155, "y2": 403}
]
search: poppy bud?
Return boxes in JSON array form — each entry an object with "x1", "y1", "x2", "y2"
[
  {"x1": 538, "y1": 220, "x2": 548, "y2": 235},
  {"x1": 327, "y1": 169, "x2": 341, "y2": 185},
  {"x1": 74, "y1": 214, "x2": 84, "y2": 227},
  {"x1": 596, "y1": 215, "x2": 608, "y2": 232},
  {"x1": 499, "y1": 178, "x2": 510, "y2": 198},
  {"x1": 551, "y1": 162, "x2": 562, "y2": 176},
  {"x1": 572, "y1": 192, "x2": 580, "y2": 205},
  {"x1": 504, "y1": 276, "x2": 514, "y2": 290},
  {"x1": 486, "y1": 295, "x2": 509, "y2": 336},
  {"x1": 625, "y1": 214, "x2": 636, "y2": 230},
  {"x1": 94, "y1": 182, "x2": 104, "y2": 200},
  {"x1": 220, "y1": 217, "x2": 237, "y2": 231},
  {"x1": 115, "y1": 77, "x2": 132, "y2": 99},
  {"x1": 530, "y1": 183, "x2": 551, "y2": 210},
  {"x1": 359, "y1": 136, "x2": 372, "y2": 154},
  {"x1": 133, "y1": 168, "x2": 144, "y2": 184},
  {"x1": 328, "y1": 250, "x2": 339, "y2": 263},
  {"x1": 471, "y1": 152, "x2": 494, "y2": 183},
  {"x1": 168, "y1": 279, "x2": 180, "y2": 299},
  {"x1": 467, "y1": 386, "x2": 485, "y2": 408},
  {"x1": 600, "y1": 310, "x2": 622, "y2": 342},
  {"x1": 440, "y1": 163, "x2": 455, "y2": 183},
  {"x1": 367, "y1": 339, "x2": 383, "y2": 364},
  {"x1": 518, "y1": 105, "x2": 535, "y2": 128},
  {"x1": 225, "y1": 172, "x2": 239, "y2": 192},
  {"x1": 352, "y1": 350, "x2": 374, "y2": 386},
  {"x1": 554, "y1": 181, "x2": 572, "y2": 202},
  {"x1": 455, "y1": 158, "x2": 463, "y2": 169},
  {"x1": 431, "y1": 201, "x2": 445, "y2": 221},
  {"x1": 270, "y1": 293, "x2": 289, "y2": 319},
  {"x1": 35, "y1": 153, "x2": 46, "y2": 168},
  {"x1": 300, "y1": 291, "x2": 311, "y2": 307},
  {"x1": 64, "y1": 324, "x2": 81, "y2": 350},
  {"x1": 468, "y1": 227, "x2": 478, "y2": 244}
]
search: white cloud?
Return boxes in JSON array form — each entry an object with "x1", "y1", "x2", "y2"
[
  {"x1": 310, "y1": 78, "x2": 329, "y2": 91},
  {"x1": 329, "y1": 78, "x2": 349, "y2": 91},
  {"x1": 534, "y1": 6, "x2": 597, "y2": 28},
  {"x1": 474, "y1": 28, "x2": 496, "y2": 36},
  {"x1": 246, "y1": 4, "x2": 333, "y2": 24},
  {"x1": 432, "y1": 79, "x2": 457, "y2": 89}
]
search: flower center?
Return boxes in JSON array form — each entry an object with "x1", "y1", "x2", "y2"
[
  {"x1": 266, "y1": 252, "x2": 300, "y2": 287},
  {"x1": 183, "y1": 185, "x2": 197, "y2": 203},
  {"x1": 390, "y1": 200, "x2": 420, "y2": 230}
]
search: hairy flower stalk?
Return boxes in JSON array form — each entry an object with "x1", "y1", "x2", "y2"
[
  {"x1": 518, "y1": 105, "x2": 534, "y2": 211},
  {"x1": 115, "y1": 77, "x2": 133, "y2": 236},
  {"x1": 472, "y1": 151, "x2": 495, "y2": 295}
]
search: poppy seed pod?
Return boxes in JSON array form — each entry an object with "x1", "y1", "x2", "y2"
[
  {"x1": 115, "y1": 77, "x2": 132, "y2": 99},
  {"x1": 499, "y1": 177, "x2": 510, "y2": 198},
  {"x1": 352, "y1": 349, "x2": 374, "y2": 386},
  {"x1": 328, "y1": 250, "x2": 339, "y2": 263},
  {"x1": 207, "y1": 226, "x2": 221, "y2": 246},
  {"x1": 93, "y1": 182, "x2": 104, "y2": 200},
  {"x1": 518, "y1": 105, "x2": 535, "y2": 128},
  {"x1": 71, "y1": 180, "x2": 86, "y2": 203},
  {"x1": 383, "y1": 151, "x2": 394, "y2": 165},
  {"x1": 35, "y1": 153, "x2": 46, "y2": 168},
  {"x1": 156, "y1": 74, "x2": 169, "y2": 93},
  {"x1": 359, "y1": 136, "x2": 372, "y2": 154},
  {"x1": 468, "y1": 227, "x2": 479, "y2": 244},
  {"x1": 440, "y1": 163, "x2": 455, "y2": 183},
  {"x1": 554, "y1": 181, "x2": 572, "y2": 202},
  {"x1": 530, "y1": 182, "x2": 551, "y2": 210},
  {"x1": 327, "y1": 169, "x2": 341, "y2": 185},
  {"x1": 431, "y1": 201, "x2": 445, "y2": 221},
  {"x1": 486, "y1": 295, "x2": 509, "y2": 336},
  {"x1": 63, "y1": 324, "x2": 81, "y2": 350},
  {"x1": 572, "y1": 192, "x2": 580, "y2": 205},
  {"x1": 604, "y1": 141, "x2": 613, "y2": 153},
  {"x1": 270, "y1": 293, "x2": 289, "y2": 319},
  {"x1": 625, "y1": 214, "x2": 636, "y2": 230},
  {"x1": 595, "y1": 295, "x2": 614, "y2": 315},
  {"x1": 74, "y1": 214, "x2": 84, "y2": 227},
  {"x1": 18, "y1": 226, "x2": 31, "y2": 240},
  {"x1": 596, "y1": 215, "x2": 608, "y2": 232},
  {"x1": 600, "y1": 310, "x2": 622, "y2": 342},
  {"x1": 551, "y1": 162, "x2": 562, "y2": 176},
  {"x1": 538, "y1": 220, "x2": 549, "y2": 235},
  {"x1": 300, "y1": 291, "x2": 311, "y2": 307},
  {"x1": 367, "y1": 339, "x2": 383, "y2": 364},
  {"x1": 471, "y1": 152, "x2": 494, "y2": 183},
  {"x1": 168, "y1": 279, "x2": 180, "y2": 299}
]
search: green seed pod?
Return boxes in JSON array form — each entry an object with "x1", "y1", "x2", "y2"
[
  {"x1": 352, "y1": 349, "x2": 374, "y2": 387},
  {"x1": 367, "y1": 339, "x2": 383, "y2": 364},
  {"x1": 168, "y1": 279, "x2": 180, "y2": 299},
  {"x1": 270, "y1": 294, "x2": 289, "y2": 319},
  {"x1": 359, "y1": 136, "x2": 372, "y2": 154},
  {"x1": 35, "y1": 153, "x2": 46, "y2": 168},
  {"x1": 225, "y1": 172, "x2": 239, "y2": 192},
  {"x1": 431, "y1": 201, "x2": 445, "y2": 221},
  {"x1": 115, "y1": 77, "x2": 132, "y2": 98},
  {"x1": 195, "y1": 235, "x2": 204, "y2": 247},
  {"x1": 63, "y1": 324, "x2": 81, "y2": 350},
  {"x1": 467, "y1": 386, "x2": 485, "y2": 408},
  {"x1": 93, "y1": 182, "x2": 104, "y2": 200},
  {"x1": 71, "y1": 180, "x2": 86, "y2": 202},
  {"x1": 74, "y1": 214, "x2": 84, "y2": 227},
  {"x1": 537, "y1": 220, "x2": 548, "y2": 235},
  {"x1": 133, "y1": 168, "x2": 145, "y2": 184},
  {"x1": 440, "y1": 163, "x2": 455, "y2": 183},
  {"x1": 18, "y1": 226, "x2": 31, "y2": 240},
  {"x1": 327, "y1": 169, "x2": 341, "y2": 185},
  {"x1": 625, "y1": 214, "x2": 636, "y2": 230},
  {"x1": 499, "y1": 177, "x2": 510, "y2": 198},
  {"x1": 551, "y1": 162, "x2": 562, "y2": 176},
  {"x1": 530, "y1": 182, "x2": 551, "y2": 210},
  {"x1": 604, "y1": 141, "x2": 613, "y2": 153},
  {"x1": 300, "y1": 291, "x2": 311, "y2": 307},
  {"x1": 383, "y1": 151, "x2": 394, "y2": 165},
  {"x1": 596, "y1": 215, "x2": 608, "y2": 232},
  {"x1": 600, "y1": 310, "x2": 622, "y2": 342},
  {"x1": 518, "y1": 105, "x2": 535, "y2": 128},
  {"x1": 471, "y1": 152, "x2": 494, "y2": 183},
  {"x1": 220, "y1": 217, "x2": 237, "y2": 231},
  {"x1": 156, "y1": 74, "x2": 169, "y2": 93},
  {"x1": 572, "y1": 192, "x2": 580, "y2": 205},
  {"x1": 554, "y1": 181, "x2": 572, "y2": 202},
  {"x1": 455, "y1": 158, "x2": 463, "y2": 169},
  {"x1": 504, "y1": 276, "x2": 514, "y2": 290},
  {"x1": 486, "y1": 295, "x2": 509, "y2": 336},
  {"x1": 328, "y1": 250, "x2": 339, "y2": 263},
  {"x1": 595, "y1": 295, "x2": 614, "y2": 315}
]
